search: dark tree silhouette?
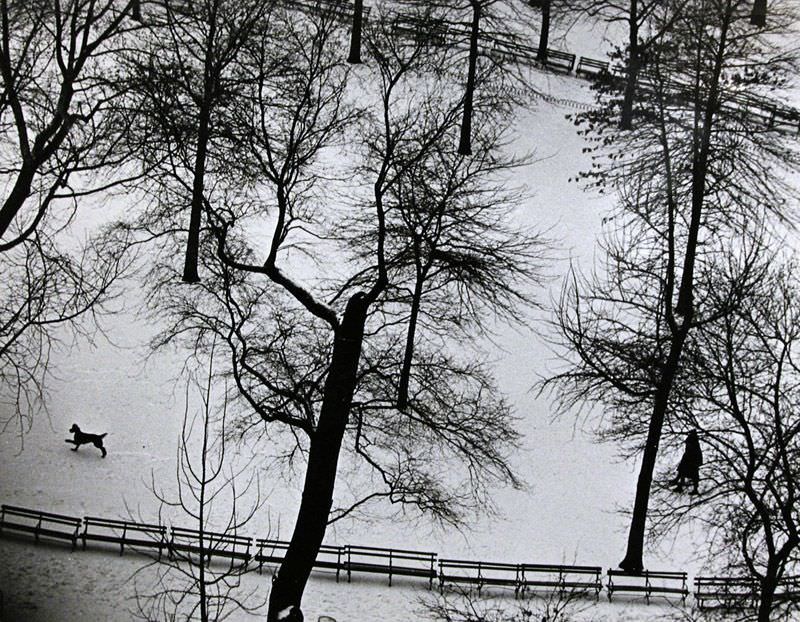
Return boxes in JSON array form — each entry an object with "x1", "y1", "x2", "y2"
[
  {"x1": 342, "y1": 111, "x2": 545, "y2": 410},
  {"x1": 136, "y1": 7, "x2": 547, "y2": 620},
  {"x1": 397, "y1": 0, "x2": 530, "y2": 155},
  {"x1": 564, "y1": 0, "x2": 690, "y2": 129},
  {"x1": 532, "y1": 0, "x2": 551, "y2": 63},
  {"x1": 546, "y1": 0, "x2": 800, "y2": 574},
  {"x1": 120, "y1": 0, "x2": 270, "y2": 283},
  {"x1": 644, "y1": 246, "x2": 800, "y2": 622},
  {"x1": 0, "y1": 0, "x2": 141, "y2": 244},
  {"x1": 0, "y1": 0, "x2": 142, "y2": 435},
  {"x1": 347, "y1": 0, "x2": 365, "y2": 63},
  {"x1": 751, "y1": 0, "x2": 767, "y2": 26}
]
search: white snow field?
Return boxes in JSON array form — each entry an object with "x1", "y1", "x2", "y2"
[{"x1": 0, "y1": 19, "x2": 772, "y2": 622}]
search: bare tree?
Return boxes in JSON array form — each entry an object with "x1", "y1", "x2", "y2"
[
  {"x1": 546, "y1": 0, "x2": 800, "y2": 573},
  {"x1": 342, "y1": 75, "x2": 546, "y2": 410},
  {"x1": 132, "y1": 5, "x2": 548, "y2": 620},
  {"x1": 0, "y1": 0, "x2": 142, "y2": 436},
  {"x1": 396, "y1": 0, "x2": 533, "y2": 155},
  {"x1": 644, "y1": 250, "x2": 800, "y2": 622},
  {"x1": 0, "y1": 0, "x2": 141, "y2": 245},
  {"x1": 133, "y1": 347, "x2": 265, "y2": 622},
  {"x1": 564, "y1": 0, "x2": 687, "y2": 129},
  {"x1": 119, "y1": 0, "x2": 272, "y2": 283},
  {"x1": 566, "y1": 0, "x2": 777, "y2": 129},
  {"x1": 0, "y1": 224, "x2": 130, "y2": 442}
]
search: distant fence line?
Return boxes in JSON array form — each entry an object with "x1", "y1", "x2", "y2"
[
  {"x1": 3, "y1": 503, "x2": 798, "y2": 611},
  {"x1": 285, "y1": 0, "x2": 800, "y2": 132}
]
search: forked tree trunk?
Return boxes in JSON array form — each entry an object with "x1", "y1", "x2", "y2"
[
  {"x1": 266, "y1": 293, "x2": 369, "y2": 621},
  {"x1": 535, "y1": 0, "x2": 550, "y2": 63},
  {"x1": 347, "y1": 0, "x2": 364, "y2": 64},
  {"x1": 458, "y1": 1, "x2": 481, "y2": 156},
  {"x1": 0, "y1": 112, "x2": 74, "y2": 241}
]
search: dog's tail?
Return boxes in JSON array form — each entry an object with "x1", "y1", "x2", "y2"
[{"x1": 99, "y1": 433, "x2": 108, "y2": 438}]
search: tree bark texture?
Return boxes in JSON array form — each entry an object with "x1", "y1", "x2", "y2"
[{"x1": 266, "y1": 293, "x2": 369, "y2": 621}]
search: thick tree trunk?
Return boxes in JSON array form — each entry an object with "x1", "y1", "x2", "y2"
[
  {"x1": 458, "y1": 2, "x2": 481, "y2": 156},
  {"x1": 535, "y1": 0, "x2": 550, "y2": 64},
  {"x1": 266, "y1": 293, "x2": 369, "y2": 622},
  {"x1": 619, "y1": 0, "x2": 639, "y2": 130},
  {"x1": 757, "y1": 567, "x2": 779, "y2": 622},
  {"x1": 0, "y1": 165, "x2": 35, "y2": 240},
  {"x1": 618, "y1": 333, "x2": 687, "y2": 572},
  {"x1": 347, "y1": 0, "x2": 364, "y2": 64},
  {"x1": 182, "y1": 110, "x2": 210, "y2": 283},
  {"x1": 750, "y1": 0, "x2": 766, "y2": 27}
]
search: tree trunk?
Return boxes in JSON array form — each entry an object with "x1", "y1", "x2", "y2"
[
  {"x1": 458, "y1": 1, "x2": 481, "y2": 156},
  {"x1": 535, "y1": 0, "x2": 550, "y2": 64},
  {"x1": 347, "y1": 0, "x2": 364, "y2": 64},
  {"x1": 266, "y1": 293, "x2": 369, "y2": 621},
  {"x1": 182, "y1": 13, "x2": 217, "y2": 284},
  {"x1": 750, "y1": 0, "x2": 766, "y2": 27},
  {"x1": 618, "y1": 333, "x2": 687, "y2": 572},
  {"x1": 757, "y1": 567, "x2": 779, "y2": 622},
  {"x1": 619, "y1": 0, "x2": 639, "y2": 130},
  {"x1": 397, "y1": 276, "x2": 423, "y2": 410},
  {"x1": 0, "y1": 164, "x2": 35, "y2": 240},
  {"x1": 182, "y1": 109, "x2": 210, "y2": 283}
]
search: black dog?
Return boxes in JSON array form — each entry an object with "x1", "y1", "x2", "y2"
[{"x1": 65, "y1": 424, "x2": 107, "y2": 458}]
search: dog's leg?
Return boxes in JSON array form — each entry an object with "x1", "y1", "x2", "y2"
[{"x1": 93, "y1": 439, "x2": 107, "y2": 458}]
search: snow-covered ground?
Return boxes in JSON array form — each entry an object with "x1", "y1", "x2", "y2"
[{"x1": 0, "y1": 23, "x2": 721, "y2": 622}]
